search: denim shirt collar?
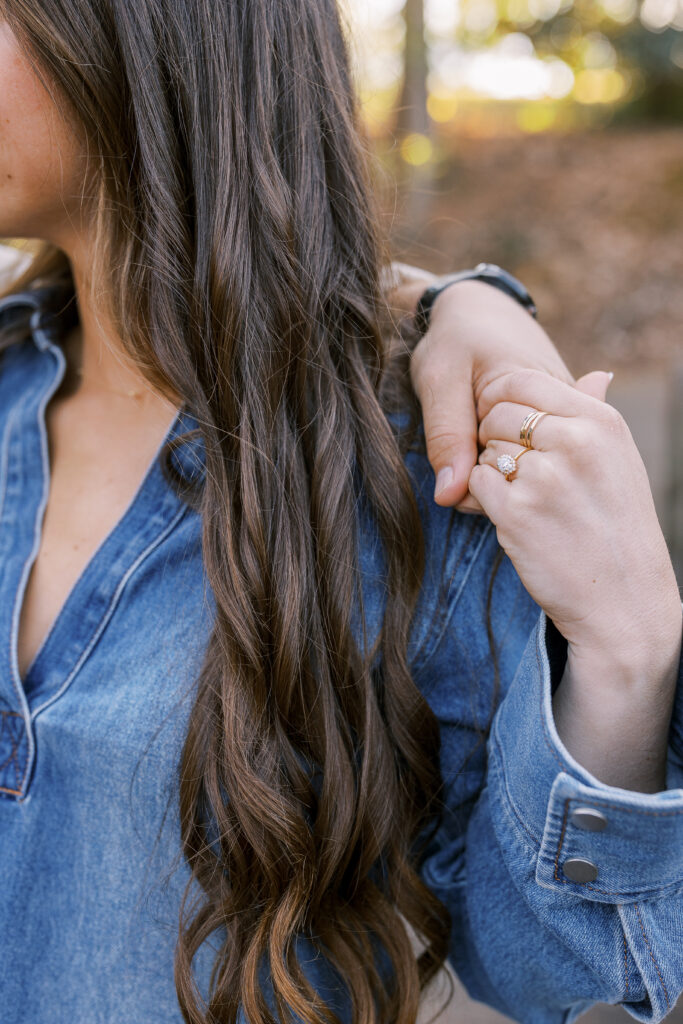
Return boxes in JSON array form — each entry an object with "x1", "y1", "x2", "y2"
[{"x1": 0, "y1": 286, "x2": 206, "y2": 481}]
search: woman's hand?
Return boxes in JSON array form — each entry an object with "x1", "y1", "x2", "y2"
[
  {"x1": 389, "y1": 266, "x2": 575, "y2": 511},
  {"x1": 469, "y1": 368, "x2": 683, "y2": 792}
]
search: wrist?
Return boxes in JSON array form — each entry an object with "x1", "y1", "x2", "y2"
[
  {"x1": 554, "y1": 616, "x2": 681, "y2": 793},
  {"x1": 565, "y1": 604, "x2": 682, "y2": 696},
  {"x1": 427, "y1": 278, "x2": 518, "y2": 325},
  {"x1": 552, "y1": 660, "x2": 673, "y2": 792},
  {"x1": 414, "y1": 263, "x2": 538, "y2": 337}
]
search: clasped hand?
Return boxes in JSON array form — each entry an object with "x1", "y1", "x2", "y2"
[
  {"x1": 407, "y1": 276, "x2": 682, "y2": 790},
  {"x1": 469, "y1": 368, "x2": 681, "y2": 665},
  {"x1": 407, "y1": 272, "x2": 681, "y2": 695}
]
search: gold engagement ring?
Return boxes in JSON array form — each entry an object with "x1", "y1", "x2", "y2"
[{"x1": 496, "y1": 449, "x2": 531, "y2": 480}]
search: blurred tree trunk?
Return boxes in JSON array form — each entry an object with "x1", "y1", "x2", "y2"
[
  {"x1": 397, "y1": 0, "x2": 429, "y2": 139},
  {"x1": 395, "y1": 0, "x2": 433, "y2": 246}
]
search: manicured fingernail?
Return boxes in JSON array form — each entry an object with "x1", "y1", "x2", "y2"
[
  {"x1": 434, "y1": 466, "x2": 453, "y2": 499},
  {"x1": 607, "y1": 371, "x2": 614, "y2": 383}
]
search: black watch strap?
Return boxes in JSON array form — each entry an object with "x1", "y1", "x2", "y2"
[{"x1": 414, "y1": 262, "x2": 538, "y2": 336}]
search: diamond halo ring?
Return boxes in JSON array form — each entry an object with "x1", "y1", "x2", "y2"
[
  {"x1": 496, "y1": 448, "x2": 532, "y2": 480},
  {"x1": 496, "y1": 454, "x2": 516, "y2": 477}
]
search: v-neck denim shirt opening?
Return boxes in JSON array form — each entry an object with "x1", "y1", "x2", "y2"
[{"x1": 0, "y1": 288, "x2": 682, "y2": 1024}]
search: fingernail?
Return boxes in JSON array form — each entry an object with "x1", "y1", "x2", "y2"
[
  {"x1": 607, "y1": 371, "x2": 614, "y2": 384},
  {"x1": 434, "y1": 466, "x2": 453, "y2": 499}
]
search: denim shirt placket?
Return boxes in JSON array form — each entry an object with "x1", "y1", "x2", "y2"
[{"x1": 0, "y1": 298, "x2": 195, "y2": 802}]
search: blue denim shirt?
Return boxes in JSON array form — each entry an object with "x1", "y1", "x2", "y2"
[{"x1": 1, "y1": 288, "x2": 682, "y2": 1024}]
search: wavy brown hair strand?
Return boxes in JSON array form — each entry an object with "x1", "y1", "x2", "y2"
[{"x1": 1, "y1": 1, "x2": 454, "y2": 1022}]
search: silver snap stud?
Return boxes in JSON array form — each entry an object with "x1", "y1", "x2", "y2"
[
  {"x1": 563, "y1": 858, "x2": 599, "y2": 884},
  {"x1": 570, "y1": 807, "x2": 607, "y2": 832}
]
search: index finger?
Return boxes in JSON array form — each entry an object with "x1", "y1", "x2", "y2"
[{"x1": 477, "y1": 368, "x2": 605, "y2": 422}]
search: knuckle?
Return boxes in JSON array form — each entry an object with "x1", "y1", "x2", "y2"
[
  {"x1": 477, "y1": 409, "x2": 495, "y2": 441},
  {"x1": 508, "y1": 367, "x2": 541, "y2": 392},
  {"x1": 568, "y1": 438, "x2": 600, "y2": 467},
  {"x1": 577, "y1": 408, "x2": 629, "y2": 463},
  {"x1": 544, "y1": 456, "x2": 566, "y2": 489},
  {"x1": 598, "y1": 402, "x2": 627, "y2": 434},
  {"x1": 562, "y1": 419, "x2": 594, "y2": 455},
  {"x1": 478, "y1": 373, "x2": 507, "y2": 408},
  {"x1": 425, "y1": 426, "x2": 462, "y2": 464},
  {"x1": 563, "y1": 410, "x2": 628, "y2": 466},
  {"x1": 480, "y1": 401, "x2": 508, "y2": 430},
  {"x1": 426, "y1": 422, "x2": 460, "y2": 442},
  {"x1": 519, "y1": 452, "x2": 560, "y2": 496},
  {"x1": 479, "y1": 371, "x2": 525, "y2": 416}
]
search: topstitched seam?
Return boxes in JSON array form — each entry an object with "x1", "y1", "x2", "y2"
[{"x1": 634, "y1": 902, "x2": 670, "y2": 1011}]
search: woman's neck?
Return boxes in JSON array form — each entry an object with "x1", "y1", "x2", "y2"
[{"x1": 57, "y1": 248, "x2": 181, "y2": 419}]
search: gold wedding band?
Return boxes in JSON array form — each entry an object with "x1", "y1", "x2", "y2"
[
  {"x1": 519, "y1": 410, "x2": 548, "y2": 449},
  {"x1": 496, "y1": 409, "x2": 549, "y2": 480}
]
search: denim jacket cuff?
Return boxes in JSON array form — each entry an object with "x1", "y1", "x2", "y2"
[{"x1": 487, "y1": 610, "x2": 683, "y2": 904}]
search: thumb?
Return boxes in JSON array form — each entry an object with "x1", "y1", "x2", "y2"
[
  {"x1": 421, "y1": 388, "x2": 480, "y2": 507},
  {"x1": 573, "y1": 370, "x2": 613, "y2": 403}
]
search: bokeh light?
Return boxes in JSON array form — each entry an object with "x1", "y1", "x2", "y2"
[{"x1": 345, "y1": 0, "x2": 682, "y2": 140}]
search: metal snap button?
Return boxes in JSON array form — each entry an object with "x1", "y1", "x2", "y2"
[
  {"x1": 569, "y1": 807, "x2": 607, "y2": 832},
  {"x1": 563, "y1": 858, "x2": 599, "y2": 884}
]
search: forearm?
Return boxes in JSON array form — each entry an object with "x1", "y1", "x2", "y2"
[{"x1": 552, "y1": 612, "x2": 683, "y2": 793}]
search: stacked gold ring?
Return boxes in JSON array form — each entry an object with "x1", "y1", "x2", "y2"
[
  {"x1": 496, "y1": 409, "x2": 550, "y2": 479},
  {"x1": 519, "y1": 410, "x2": 548, "y2": 449}
]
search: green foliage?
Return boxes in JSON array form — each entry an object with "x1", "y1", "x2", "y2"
[{"x1": 457, "y1": 0, "x2": 683, "y2": 121}]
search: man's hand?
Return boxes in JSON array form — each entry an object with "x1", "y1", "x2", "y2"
[{"x1": 386, "y1": 263, "x2": 575, "y2": 512}]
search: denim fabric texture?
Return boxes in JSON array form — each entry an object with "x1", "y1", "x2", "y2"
[{"x1": 1, "y1": 289, "x2": 682, "y2": 1024}]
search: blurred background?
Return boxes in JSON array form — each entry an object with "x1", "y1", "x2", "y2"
[{"x1": 342, "y1": 1, "x2": 682, "y2": 1022}]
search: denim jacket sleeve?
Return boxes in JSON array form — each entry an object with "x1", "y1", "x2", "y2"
[{"x1": 415, "y1": 504, "x2": 683, "y2": 1024}]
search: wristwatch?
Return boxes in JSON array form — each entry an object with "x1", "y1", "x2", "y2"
[{"x1": 414, "y1": 262, "x2": 538, "y2": 337}]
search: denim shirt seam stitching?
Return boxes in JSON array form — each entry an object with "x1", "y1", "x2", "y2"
[
  {"x1": 552, "y1": 795, "x2": 683, "y2": 896},
  {"x1": 5, "y1": 366, "x2": 67, "y2": 795},
  {"x1": 634, "y1": 901, "x2": 671, "y2": 1010},
  {"x1": 489, "y1": 721, "x2": 543, "y2": 851},
  {"x1": 0, "y1": 709, "x2": 25, "y2": 795},
  {"x1": 0, "y1": 402, "x2": 20, "y2": 525},
  {"x1": 30, "y1": 502, "x2": 190, "y2": 724}
]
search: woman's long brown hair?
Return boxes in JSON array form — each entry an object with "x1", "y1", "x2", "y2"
[{"x1": 0, "y1": 2, "x2": 472, "y2": 1021}]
